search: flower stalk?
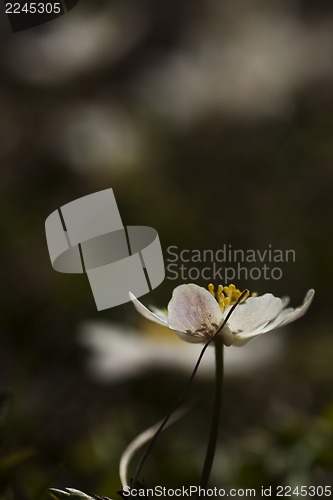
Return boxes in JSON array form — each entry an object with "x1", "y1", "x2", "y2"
[
  {"x1": 199, "y1": 335, "x2": 224, "y2": 491},
  {"x1": 131, "y1": 291, "x2": 248, "y2": 486}
]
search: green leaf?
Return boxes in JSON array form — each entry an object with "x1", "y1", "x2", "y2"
[{"x1": 49, "y1": 488, "x2": 112, "y2": 500}]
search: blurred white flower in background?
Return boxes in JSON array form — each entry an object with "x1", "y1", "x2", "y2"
[
  {"x1": 5, "y1": 0, "x2": 333, "y2": 177},
  {"x1": 4, "y1": 0, "x2": 333, "y2": 119},
  {"x1": 80, "y1": 282, "x2": 313, "y2": 382},
  {"x1": 4, "y1": 0, "x2": 333, "y2": 178},
  {"x1": 3, "y1": 2, "x2": 148, "y2": 83},
  {"x1": 49, "y1": 103, "x2": 145, "y2": 173},
  {"x1": 135, "y1": 3, "x2": 333, "y2": 122},
  {"x1": 79, "y1": 319, "x2": 285, "y2": 382}
]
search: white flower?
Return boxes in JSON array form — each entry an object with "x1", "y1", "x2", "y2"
[
  {"x1": 79, "y1": 320, "x2": 284, "y2": 380},
  {"x1": 130, "y1": 284, "x2": 314, "y2": 347}
]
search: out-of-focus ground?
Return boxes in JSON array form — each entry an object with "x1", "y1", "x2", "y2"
[{"x1": 0, "y1": 0, "x2": 333, "y2": 498}]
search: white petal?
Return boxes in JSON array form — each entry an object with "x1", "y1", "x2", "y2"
[
  {"x1": 232, "y1": 289, "x2": 315, "y2": 345},
  {"x1": 167, "y1": 284, "x2": 223, "y2": 337},
  {"x1": 258, "y1": 307, "x2": 294, "y2": 333},
  {"x1": 232, "y1": 333, "x2": 264, "y2": 347},
  {"x1": 281, "y1": 295, "x2": 290, "y2": 308},
  {"x1": 129, "y1": 292, "x2": 168, "y2": 327},
  {"x1": 150, "y1": 306, "x2": 168, "y2": 323},
  {"x1": 176, "y1": 330, "x2": 207, "y2": 343},
  {"x1": 267, "y1": 288, "x2": 315, "y2": 329},
  {"x1": 226, "y1": 294, "x2": 284, "y2": 334}
]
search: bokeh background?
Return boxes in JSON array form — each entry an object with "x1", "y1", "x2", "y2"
[{"x1": 1, "y1": 0, "x2": 333, "y2": 498}]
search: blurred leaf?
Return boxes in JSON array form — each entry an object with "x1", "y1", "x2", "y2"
[
  {"x1": 49, "y1": 488, "x2": 112, "y2": 500},
  {"x1": 0, "y1": 448, "x2": 34, "y2": 472}
]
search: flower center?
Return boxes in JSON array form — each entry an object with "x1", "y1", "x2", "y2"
[{"x1": 208, "y1": 283, "x2": 250, "y2": 312}]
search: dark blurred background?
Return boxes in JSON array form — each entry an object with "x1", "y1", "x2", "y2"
[{"x1": 1, "y1": 0, "x2": 333, "y2": 498}]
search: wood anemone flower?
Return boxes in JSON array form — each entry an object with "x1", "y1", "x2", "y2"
[{"x1": 130, "y1": 284, "x2": 315, "y2": 347}]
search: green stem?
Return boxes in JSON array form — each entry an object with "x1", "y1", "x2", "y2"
[{"x1": 199, "y1": 335, "x2": 224, "y2": 492}]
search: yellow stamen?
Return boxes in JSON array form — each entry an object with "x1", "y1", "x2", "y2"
[{"x1": 208, "y1": 283, "x2": 251, "y2": 312}]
